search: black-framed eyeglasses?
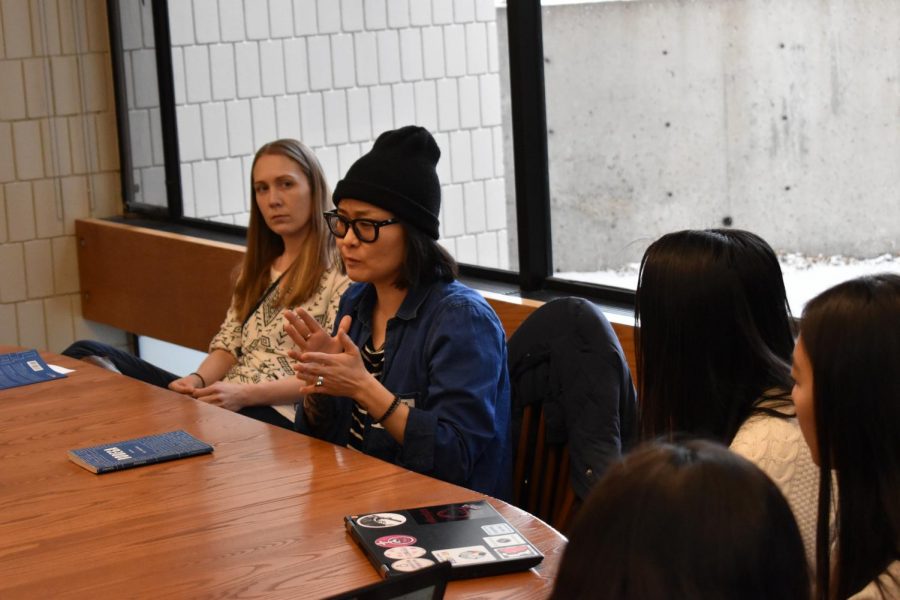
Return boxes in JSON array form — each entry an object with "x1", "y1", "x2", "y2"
[{"x1": 323, "y1": 211, "x2": 400, "y2": 243}]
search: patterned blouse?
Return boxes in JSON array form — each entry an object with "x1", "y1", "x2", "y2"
[{"x1": 209, "y1": 263, "x2": 350, "y2": 422}]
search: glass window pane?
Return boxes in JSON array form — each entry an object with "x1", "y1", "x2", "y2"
[
  {"x1": 542, "y1": 0, "x2": 899, "y2": 311},
  {"x1": 118, "y1": 0, "x2": 167, "y2": 209},
  {"x1": 166, "y1": 0, "x2": 518, "y2": 271}
]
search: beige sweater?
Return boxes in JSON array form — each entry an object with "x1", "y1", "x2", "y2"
[{"x1": 730, "y1": 405, "x2": 820, "y2": 566}]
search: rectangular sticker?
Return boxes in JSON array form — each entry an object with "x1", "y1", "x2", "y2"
[{"x1": 432, "y1": 545, "x2": 497, "y2": 565}]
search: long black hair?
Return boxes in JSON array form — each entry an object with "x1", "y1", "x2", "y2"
[
  {"x1": 635, "y1": 229, "x2": 795, "y2": 443},
  {"x1": 800, "y1": 273, "x2": 900, "y2": 600},
  {"x1": 550, "y1": 439, "x2": 810, "y2": 600}
]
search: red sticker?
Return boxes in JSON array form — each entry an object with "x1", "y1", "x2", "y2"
[{"x1": 375, "y1": 534, "x2": 417, "y2": 548}]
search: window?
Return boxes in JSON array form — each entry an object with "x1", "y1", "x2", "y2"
[
  {"x1": 110, "y1": 1, "x2": 898, "y2": 310},
  {"x1": 539, "y1": 0, "x2": 900, "y2": 311},
  {"x1": 110, "y1": 0, "x2": 519, "y2": 274}
]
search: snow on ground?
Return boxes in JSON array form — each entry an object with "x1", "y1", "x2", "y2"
[{"x1": 557, "y1": 253, "x2": 900, "y2": 315}]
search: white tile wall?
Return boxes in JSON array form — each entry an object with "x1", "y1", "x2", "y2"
[
  {"x1": 210, "y1": 44, "x2": 237, "y2": 100},
  {"x1": 260, "y1": 40, "x2": 286, "y2": 95},
  {"x1": 131, "y1": 50, "x2": 159, "y2": 108},
  {"x1": 24, "y1": 238, "x2": 54, "y2": 298},
  {"x1": 251, "y1": 96, "x2": 277, "y2": 148},
  {"x1": 463, "y1": 180, "x2": 485, "y2": 233},
  {"x1": 331, "y1": 34, "x2": 356, "y2": 89},
  {"x1": 387, "y1": 0, "x2": 409, "y2": 29},
  {"x1": 226, "y1": 99, "x2": 254, "y2": 154},
  {"x1": 245, "y1": 0, "x2": 271, "y2": 40},
  {"x1": 269, "y1": 0, "x2": 295, "y2": 39},
  {"x1": 323, "y1": 90, "x2": 349, "y2": 144},
  {"x1": 165, "y1": 0, "x2": 507, "y2": 269},
  {"x1": 276, "y1": 94, "x2": 302, "y2": 138},
  {"x1": 0, "y1": 0, "x2": 124, "y2": 351},
  {"x1": 6, "y1": 181, "x2": 37, "y2": 242},
  {"x1": 347, "y1": 88, "x2": 372, "y2": 142},
  {"x1": 195, "y1": 0, "x2": 222, "y2": 43},
  {"x1": 364, "y1": 0, "x2": 387, "y2": 30},
  {"x1": 293, "y1": 0, "x2": 317, "y2": 36},
  {"x1": 201, "y1": 102, "x2": 229, "y2": 159},
  {"x1": 283, "y1": 38, "x2": 309, "y2": 93},
  {"x1": 317, "y1": 0, "x2": 341, "y2": 34},
  {"x1": 422, "y1": 27, "x2": 444, "y2": 79},
  {"x1": 433, "y1": 0, "x2": 453, "y2": 25},
  {"x1": 410, "y1": 1, "x2": 431, "y2": 26},
  {"x1": 217, "y1": 157, "x2": 245, "y2": 213},
  {"x1": 354, "y1": 32, "x2": 378, "y2": 86},
  {"x1": 219, "y1": 0, "x2": 246, "y2": 42},
  {"x1": 341, "y1": 0, "x2": 364, "y2": 31}
]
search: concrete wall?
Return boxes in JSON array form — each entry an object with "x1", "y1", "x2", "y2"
[{"x1": 526, "y1": 0, "x2": 900, "y2": 271}]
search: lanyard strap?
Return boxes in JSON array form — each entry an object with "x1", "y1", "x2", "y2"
[{"x1": 242, "y1": 271, "x2": 286, "y2": 329}]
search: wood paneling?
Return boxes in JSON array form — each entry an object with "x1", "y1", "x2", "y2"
[
  {"x1": 76, "y1": 219, "x2": 244, "y2": 351},
  {"x1": 74, "y1": 219, "x2": 637, "y2": 380}
]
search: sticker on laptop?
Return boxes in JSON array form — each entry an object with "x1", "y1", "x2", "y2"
[
  {"x1": 356, "y1": 513, "x2": 407, "y2": 528},
  {"x1": 494, "y1": 544, "x2": 539, "y2": 559},
  {"x1": 433, "y1": 545, "x2": 497, "y2": 565},
  {"x1": 412, "y1": 502, "x2": 490, "y2": 525},
  {"x1": 384, "y1": 546, "x2": 427, "y2": 559},
  {"x1": 391, "y1": 558, "x2": 434, "y2": 572},
  {"x1": 484, "y1": 533, "x2": 525, "y2": 548},
  {"x1": 481, "y1": 523, "x2": 514, "y2": 536},
  {"x1": 375, "y1": 534, "x2": 417, "y2": 548}
]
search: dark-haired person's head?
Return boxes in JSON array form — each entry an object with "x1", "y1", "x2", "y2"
[
  {"x1": 792, "y1": 273, "x2": 900, "y2": 600},
  {"x1": 636, "y1": 229, "x2": 794, "y2": 442},
  {"x1": 328, "y1": 126, "x2": 457, "y2": 289},
  {"x1": 550, "y1": 439, "x2": 810, "y2": 600}
]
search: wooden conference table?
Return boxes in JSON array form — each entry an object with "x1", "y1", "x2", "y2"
[{"x1": 0, "y1": 348, "x2": 565, "y2": 599}]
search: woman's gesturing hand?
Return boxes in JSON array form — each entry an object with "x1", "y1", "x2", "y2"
[
  {"x1": 283, "y1": 308, "x2": 350, "y2": 355},
  {"x1": 292, "y1": 327, "x2": 371, "y2": 398}
]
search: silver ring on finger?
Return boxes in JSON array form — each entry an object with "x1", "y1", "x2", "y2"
[{"x1": 315, "y1": 375, "x2": 324, "y2": 387}]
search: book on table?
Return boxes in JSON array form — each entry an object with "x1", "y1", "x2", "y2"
[
  {"x1": 345, "y1": 499, "x2": 543, "y2": 580},
  {"x1": 0, "y1": 349, "x2": 67, "y2": 390},
  {"x1": 68, "y1": 430, "x2": 214, "y2": 474}
]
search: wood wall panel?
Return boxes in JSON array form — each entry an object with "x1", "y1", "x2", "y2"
[
  {"x1": 75, "y1": 219, "x2": 245, "y2": 352},
  {"x1": 75, "y1": 219, "x2": 637, "y2": 380}
]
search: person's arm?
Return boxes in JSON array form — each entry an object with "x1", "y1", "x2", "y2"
[
  {"x1": 191, "y1": 375, "x2": 302, "y2": 411},
  {"x1": 397, "y1": 300, "x2": 508, "y2": 487},
  {"x1": 168, "y1": 349, "x2": 236, "y2": 394}
]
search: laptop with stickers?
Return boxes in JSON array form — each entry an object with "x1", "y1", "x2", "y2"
[{"x1": 344, "y1": 500, "x2": 544, "y2": 580}]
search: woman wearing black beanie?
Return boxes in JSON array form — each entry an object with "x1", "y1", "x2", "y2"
[{"x1": 283, "y1": 126, "x2": 512, "y2": 499}]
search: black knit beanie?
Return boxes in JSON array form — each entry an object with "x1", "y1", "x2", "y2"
[{"x1": 332, "y1": 126, "x2": 441, "y2": 239}]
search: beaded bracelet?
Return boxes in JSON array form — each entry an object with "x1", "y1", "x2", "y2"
[
  {"x1": 190, "y1": 372, "x2": 207, "y2": 387},
  {"x1": 374, "y1": 395, "x2": 402, "y2": 425}
]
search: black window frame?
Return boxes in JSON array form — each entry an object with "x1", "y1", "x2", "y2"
[{"x1": 106, "y1": 0, "x2": 636, "y2": 310}]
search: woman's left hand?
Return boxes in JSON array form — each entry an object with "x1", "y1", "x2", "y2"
[
  {"x1": 192, "y1": 381, "x2": 249, "y2": 412},
  {"x1": 293, "y1": 329, "x2": 371, "y2": 398}
]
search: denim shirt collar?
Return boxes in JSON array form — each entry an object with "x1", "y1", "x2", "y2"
[{"x1": 353, "y1": 282, "x2": 439, "y2": 327}]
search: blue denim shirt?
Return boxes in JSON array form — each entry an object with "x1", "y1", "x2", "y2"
[{"x1": 296, "y1": 279, "x2": 512, "y2": 499}]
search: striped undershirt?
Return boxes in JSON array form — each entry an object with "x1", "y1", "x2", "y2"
[{"x1": 348, "y1": 337, "x2": 384, "y2": 451}]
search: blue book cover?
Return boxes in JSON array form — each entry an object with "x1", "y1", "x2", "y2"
[
  {"x1": 0, "y1": 349, "x2": 67, "y2": 390},
  {"x1": 68, "y1": 430, "x2": 214, "y2": 474}
]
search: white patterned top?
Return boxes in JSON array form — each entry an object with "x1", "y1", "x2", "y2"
[
  {"x1": 730, "y1": 401, "x2": 820, "y2": 566},
  {"x1": 209, "y1": 263, "x2": 349, "y2": 422},
  {"x1": 848, "y1": 561, "x2": 900, "y2": 599}
]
